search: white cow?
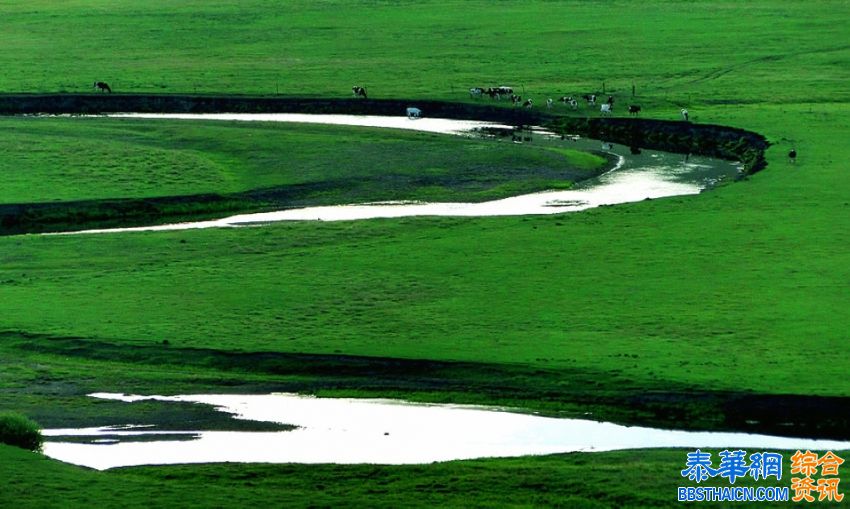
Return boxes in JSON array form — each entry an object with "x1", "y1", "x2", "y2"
[
  {"x1": 546, "y1": 98, "x2": 553, "y2": 109},
  {"x1": 469, "y1": 87, "x2": 484, "y2": 98},
  {"x1": 406, "y1": 107, "x2": 422, "y2": 119},
  {"x1": 600, "y1": 103, "x2": 612, "y2": 115}
]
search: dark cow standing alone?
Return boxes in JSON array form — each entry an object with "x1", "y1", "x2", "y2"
[
  {"x1": 628, "y1": 105, "x2": 641, "y2": 116},
  {"x1": 789, "y1": 149, "x2": 797, "y2": 163},
  {"x1": 352, "y1": 86, "x2": 367, "y2": 99},
  {"x1": 93, "y1": 81, "x2": 111, "y2": 93}
]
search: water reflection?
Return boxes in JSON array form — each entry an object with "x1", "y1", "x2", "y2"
[
  {"x1": 41, "y1": 393, "x2": 850, "y2": 470},
  {"x1": 51, "y1": 114, "x2": 741, "y2": 234}
]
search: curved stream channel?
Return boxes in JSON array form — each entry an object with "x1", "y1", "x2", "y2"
[
  {"x1": 53, "y1": 113, "x2": 742, "y2": 234},
  {"x1": 37, "y1": 115, "x2": 775, "y2": 470},
  {"x1": 43, "y1": 393, "x2": 850, "y2": 470}
]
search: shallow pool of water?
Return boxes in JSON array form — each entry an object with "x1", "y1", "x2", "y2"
[
  {"x1": 51, "y1": 113, "x2": 741, "y2": 234},
  {"x1": 42, "y1": 393, "x2": 850, "y2": 470}
]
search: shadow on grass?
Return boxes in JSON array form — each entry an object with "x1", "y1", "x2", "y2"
[{"x1": 4, "y1": 331, "x2": 847, "y2": 439}]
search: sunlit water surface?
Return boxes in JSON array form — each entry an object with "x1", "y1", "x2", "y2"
[
  {"x1": 42, "y1": 393, "x2": 850, "y2": 470},
  {"x1": 50, "y1": 113, "x2": 741, "y2": 234}
]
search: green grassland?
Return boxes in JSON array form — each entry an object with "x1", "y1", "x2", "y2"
[
  {"x1": 1, "y1": 0, "x2": 847, "y2": 107},
  {"x1": 0, "y1": 116, "x2": 603, "y2": 204},
  {"x1": 1, "y1": 0, "x2": 849, "y2": 507},
  {"x1": 3, "y1": 205, "x2": 848, "y2": 398},
  {"x1": 8, "y1": 444, "x2": 844, "y2": 509},
  {"x1": 0, "y1": 116, "x2": 608, "y2": 233}
]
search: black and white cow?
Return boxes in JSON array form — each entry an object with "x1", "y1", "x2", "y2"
[
  {"x1": 523, "y1": 98, "x2": 534, "y2": 109},
  {"x1": 600, "y1": 103, "x2": 612, "y2": 115},
  {"x1": 486, "y1": 87, "x2": 511, "y2": 100},
  {"x1": 469, "y1": 87, "x2": 484, "y2": 98},
  {"x1": 510, "y1": 94, "x2": 522, "y2": 105},
  {"x1": 352, "y1": 86, "x2": 367, "y2": 99},
  {"x1": 560, "y1": 96, "x2": 578, "y2": 109},
  {"x1": 583, "y1": 94, "x2": 597, "y2": 105},
  {"x1": 93, "y1": 81, "x2": 111, "y2": 93},
  {"x1": 681, "y1": 108, "x2": 689, "y2": 121},
  {"x1": 546, "y1": 98, "x2": 553, "y2": 109},
  {"x1": 628, "y1": 105, "x2": 641, "y2": 116}
]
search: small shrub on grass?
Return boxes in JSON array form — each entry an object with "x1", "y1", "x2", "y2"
[{"x1": 0, "y1": 412, "x2": 44, "y2": 452}]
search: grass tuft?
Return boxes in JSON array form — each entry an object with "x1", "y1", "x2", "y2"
[{"x1": 0, "y1": 412, "x2": 43, "y2": 452}]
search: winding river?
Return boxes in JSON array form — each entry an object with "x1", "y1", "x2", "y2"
[
  {"x1": 35, "y1": 114, "x2": 773, "y2": 470},
  {"x1": 51, "y1": 113, "x2": 742, "y2": 234}
]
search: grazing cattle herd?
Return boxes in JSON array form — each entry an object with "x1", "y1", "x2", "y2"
[
  {"x1": 468, "y1": 86, "x2": 517, "y2": 100},
  {"x1": 463, "y1": 84, "x2": 692, "y2": 121},
  {"x1": 82, "y1": 79, "x2": 695, "y2": 124},
  {"x1": 89, "y1": 79, "x2": 689, "y2": 122},
  {"x1": 86, "y1": 79, "x2": 691, "y2": 122}
]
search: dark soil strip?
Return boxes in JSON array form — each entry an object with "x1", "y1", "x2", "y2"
[
  {"x1": 7, "y1": 332, "x2": 847, "y2": 440},
  {"x1": 0, "y1": 93, "x2": 768, "y2": 173},
  {"x1": 0, "y1": 194, "x2": 255, "y2": 236}
]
